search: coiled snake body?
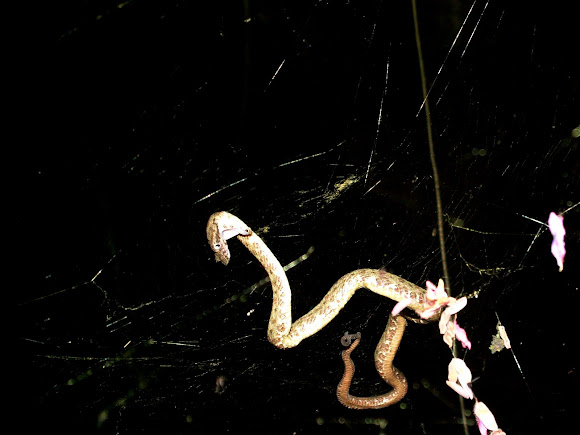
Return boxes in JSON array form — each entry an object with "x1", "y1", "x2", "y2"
[{"x1": 207, "y1": 211, "x2": 438, "y2": 409}]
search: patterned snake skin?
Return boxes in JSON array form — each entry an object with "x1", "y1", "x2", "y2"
[
  {"x1": 337, "y1": 316, "x2": 408, "y2": 408},
  {"x1": 206, "y1": 211, "x2": 437, "y2": 408}
]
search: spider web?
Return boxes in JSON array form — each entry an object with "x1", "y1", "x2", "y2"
[{"x1": 19, "y1": 1, "x2": 578, "y2": 434}]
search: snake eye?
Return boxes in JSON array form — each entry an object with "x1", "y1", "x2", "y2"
[{"x1": 214, "y1": 242, "x2": 222, "y2": 250}]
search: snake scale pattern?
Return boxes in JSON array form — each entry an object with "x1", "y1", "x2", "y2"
[{"x1": 206, "y1": 211, "x2": 437, "y2": 409}]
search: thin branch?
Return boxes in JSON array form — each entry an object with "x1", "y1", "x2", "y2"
[
  {"x1": 412, "y1": 2, "x2": 465, "y2": 434},
  {"x1": 411, "y1": 0, "x2": 450, "y2": 292}
]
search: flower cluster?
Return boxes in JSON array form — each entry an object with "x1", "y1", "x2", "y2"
[
  {"x1": 428, "y1": 280, "x2": 470, "y2": 349},
  {"x1": 422, "y1": 278, "x2": 505, "y2": 435},
  {"x1": 414, "y1": 212, "x2": 567, "y2": 434}
]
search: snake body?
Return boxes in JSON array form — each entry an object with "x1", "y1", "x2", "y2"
[
  {"x1": 338, "y1": 316, "x2": 408, "y2": 409},
  {"x1": 206, "y1": 211, "x2": 436, "y2": 408}
]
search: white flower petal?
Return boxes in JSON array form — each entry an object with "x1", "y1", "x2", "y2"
[{"x1": 474, "y1": 402, "x2": 499, "y2": 431}]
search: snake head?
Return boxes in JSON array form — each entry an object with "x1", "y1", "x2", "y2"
[
  {"x1": 209, "y1": 236, "x2": 231, "y2": 266},
  {"x1": 206, "y1": 211, "x2": 252, "y2": 266}
]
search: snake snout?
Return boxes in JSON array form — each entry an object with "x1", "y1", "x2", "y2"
[{"x1": 212, "y1": 243, "x2": 231, "y2": 265}]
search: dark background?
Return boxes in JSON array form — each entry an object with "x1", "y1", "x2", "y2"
[{"x1": 18, "y1": 1, "x2": 578, "y2": 434}]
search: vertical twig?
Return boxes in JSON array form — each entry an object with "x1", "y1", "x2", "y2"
[
  {"x1": 411, "y1": 1, "x2": 466, "y2": 433},
  {"x1": 411, "y1": 0, "x2": 451, "y2": 292}
]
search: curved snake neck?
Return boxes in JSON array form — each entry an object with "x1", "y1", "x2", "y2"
[{"x1": 207, "y1": 211, "x2": 436, "y2": 409}]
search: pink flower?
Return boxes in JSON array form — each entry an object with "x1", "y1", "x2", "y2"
[
  {"x1": 421, "y1": 280, "x2": 471, "y2": 349},
  {"x1": 445, "y1": 296, "x2": 467, "y2": 316},
  {"x1": 421, "y1": 279, "x2": 452, "y2": 319},
  {"x1": 548, "y1": 212, "x2": 566, "y2": 272},
  {"x1": 438, "y1": 297, "x2": 468, "y2": 348},
  {"x1": 474, "y1": 401, "x2": 499, "y2": 435},
  {"x1": 446, "y1": 358, "x2": 473, "y2": 399},
  {"x1": 426, "y1": 278, "x2": 447, "y2": 302},
  {"x1": 454, "y1": 318, "x2": 472, "y2": 350}
]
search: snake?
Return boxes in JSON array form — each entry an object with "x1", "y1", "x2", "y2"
[{"x1": 206, "y1": 211, "x2": 439, "y2": 409}]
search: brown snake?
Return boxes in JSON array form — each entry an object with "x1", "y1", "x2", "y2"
[{"x1": 206, "y1": 211, "x2": 440, "y2": 409}]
